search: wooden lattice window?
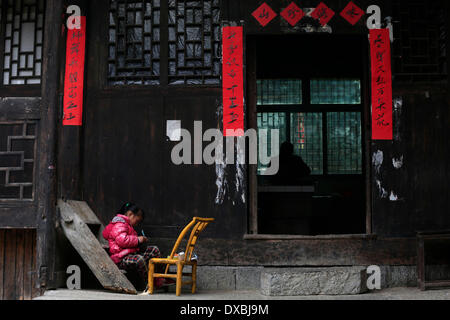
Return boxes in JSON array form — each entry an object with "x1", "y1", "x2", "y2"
[
  {"x1": 107, "y1": 0, "x2": 221, "y2": 86},
  {"x1": 108, "y1": 0, "x2": 161, "y2": 85},
  {"x1": 0, "y1": 0, "x2": 45, "y2": 86},
  {"x1": 168, "y1": 0, "x2": 221, "y2": 85},
  {"x1": 392, "y1": 0, "x2": 448, "y2": 81},
  {"x1": 0, "y1": 121, "x2": 37, "y2": 201}
]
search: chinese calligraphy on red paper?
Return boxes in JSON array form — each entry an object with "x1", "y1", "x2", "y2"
[
  {"x1": 63, "y1": 16, "x2": 86, "y2": 126},
  {"x1": 222, "y1": 26, "x2": 244, "y2": 136},
  {"x1": 281, "y1": 2, "x2": 305, "y2": 26},
  {"x1": 311, "y1": 2, "x2": 335, "y2": 26},
  {"x1": 251, "y1": 3, "x2": 277, "y2": 27},
  {"x1": 340, "y1": 1, "x2": 364, "y2": 25},
  {"x1": 370, "y1": 28, "x2": 393, "y2": 140}
]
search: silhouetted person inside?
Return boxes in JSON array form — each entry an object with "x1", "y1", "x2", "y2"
[{"x1": 271, "y1": 141, "x2": 311, "y2": 185}]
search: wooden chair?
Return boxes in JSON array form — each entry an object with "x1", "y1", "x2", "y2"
[{"x1": 147, "y1": 217, "x2": 214, "y2": 296}]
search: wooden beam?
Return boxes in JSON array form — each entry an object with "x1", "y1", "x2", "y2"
[
  {"x1": 35, "y1": 0, "x2": 64, "y2": 293},
  {"x1": 153, "y1": 236, "x2": 417, "y2": 266},
  {"x1": 361, "y1": 30, "x2": 372, "y2": 235},
  {"x1": 243, "y1": 233, "x2": 377, "y2": 240},
  {"x1": 0, "y1": 207, "x2": 38, "y2": 228},
  {"x1": 57, "y1": 0, "x2": 90, "y2": 202},
  {"x1": 247, "y1": 36, "x2": 258, "y2": 235},
  {"x1": 0, "y1": 98, "x2": 41, "y2": 121},
  {"x1": 423, "y1": 281, "x2": 450, "y2": 289}
]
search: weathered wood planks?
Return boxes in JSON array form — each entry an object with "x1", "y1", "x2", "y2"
[{"x1": 0, "y1": 229, "x2": 37, "y2": 300}]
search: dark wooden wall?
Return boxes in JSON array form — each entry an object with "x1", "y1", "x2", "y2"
[
  {"x1": 56, "y1": 82, "x2": 249, "y2": 281},
  {"x1": 372, "y1": 88, "x2": 450, "y2": 236},
  {"x1": 221, "y1": 0, "x2": 450, "y2": 238},
  {"x1": 56, "y1": 0, "x2": 248, "y2": 241},
  {"x1": 371, "y1": 0, "x2": 450, "y2": 236},
  {"x1": 55, "y1": 0, "x2": 450, "y2": 268},
  {"x1": 81, "y1": 88, "x2": 247, "y2": 239},
  {"x1": 0, "y1": 229, "x2": 38, "y2": 300}
]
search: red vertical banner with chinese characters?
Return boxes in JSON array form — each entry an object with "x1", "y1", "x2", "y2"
[
  {"x1": 370, "y1": 28, "x2": 393, "y2": 140},
  {"x1": 222, "y1": 26, "x2": 244, "y2": 136},
  {"x1": 63, "y1": 16, "x2": 86, "y2": 126}
]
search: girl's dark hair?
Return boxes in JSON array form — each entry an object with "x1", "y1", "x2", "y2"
[{"x1": 119, "y1": 202, "x2": 144, "y2": 220}]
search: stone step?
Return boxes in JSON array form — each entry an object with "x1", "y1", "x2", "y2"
[{"x1": 261, "y1": 267, "x2": 368, "y2": 296}]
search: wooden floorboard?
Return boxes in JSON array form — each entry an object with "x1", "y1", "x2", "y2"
[
  {"x1": 23, "y1": 230, "x2": 33, "y2": 300},
  {"x1": 0, "y1": 230, "x2": 4, "y2": 300},
  {"x1": 0, "y1": 229, "x2": 37, "y2": 300},
  {"x1": 15, "y1": 230, "x2": 25, "y2": 300},
  {"x1": 4, "y1": 230, "x2": 17, "y2": 300},
  {"x1": 31, "y1": 229, "x2": 39, "y2": 299}
]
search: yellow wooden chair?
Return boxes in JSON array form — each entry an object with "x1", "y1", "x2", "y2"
[{"x1": 147, "y1": 217, "x2": 214, "y2": 296}]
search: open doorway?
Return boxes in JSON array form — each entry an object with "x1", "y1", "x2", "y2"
[{"x1": 247, "y1": 34, "x2": 370, "y2": 236}]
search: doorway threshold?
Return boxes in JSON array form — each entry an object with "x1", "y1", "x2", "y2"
[{"x1": 243, "y1": 234, "x2": 377, "y2": 240}]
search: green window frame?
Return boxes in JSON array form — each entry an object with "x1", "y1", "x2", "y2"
[{"x1": 257, "y1": 78, "x2": 363, "y2": 175}]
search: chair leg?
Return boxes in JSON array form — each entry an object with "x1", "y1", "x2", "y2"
[
  {"x1": 176, "y1": 262, "x2": 183, "y2": 296},
  {"x1": 191, "y1": 263, "x2": 197, "y2": 294},
  {"x1": 148, "y1": 262, "x2": 155, "y2": 294}
]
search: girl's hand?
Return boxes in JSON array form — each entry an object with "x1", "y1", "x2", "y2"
[{"x1": 138, "y1": 236, "x2": 148, "y2": 243}]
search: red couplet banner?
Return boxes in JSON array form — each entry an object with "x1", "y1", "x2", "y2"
[
  {"x1": 63, "y1": 16, "x2": 86, "y2": 126},
  {"x1": 222, "y1": 26, "x2": 244, "y2": 136},
  {"x1": 370, "y1": 28, "x2": 393, "y2": 140}
]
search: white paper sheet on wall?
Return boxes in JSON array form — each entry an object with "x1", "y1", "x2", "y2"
[{"x1": 166, "y1": 120, "x2": 181, "y2": 141}]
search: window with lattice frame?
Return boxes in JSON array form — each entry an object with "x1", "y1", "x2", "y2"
[
  {"x1": 0, "y1": 0, "x2": 45, "y2": 86},
  {"x1": 107, "y1": 0, "x2": 221, "y2": 86}
]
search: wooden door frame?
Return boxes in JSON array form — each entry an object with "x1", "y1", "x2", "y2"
[
  {"x1": 247, "y1": 36, "x2": 258, "y2": 234},
  {"x1": 246, "y1": 33, "x2": 373, "y2": 236},
  {"x1": 35, "y1": 0, "x2": 64, "y2": 293}
]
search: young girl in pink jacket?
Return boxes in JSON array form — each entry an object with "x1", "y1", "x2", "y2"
[{"x1": 103, "y1": 202, "x2": 165, "y2": 290}]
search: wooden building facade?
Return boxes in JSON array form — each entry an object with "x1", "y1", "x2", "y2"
[{"x1": 0, "y1": 0, "x2": 449, "y2": 299}]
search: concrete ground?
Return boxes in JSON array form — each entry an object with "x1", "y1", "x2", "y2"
[{"x1": 34, "y1": 287, "x2": 450, "y2": 300}]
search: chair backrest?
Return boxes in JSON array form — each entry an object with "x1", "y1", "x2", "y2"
[{"x1": 166, "y1": 217, "x2": 214, "y2": 268}]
